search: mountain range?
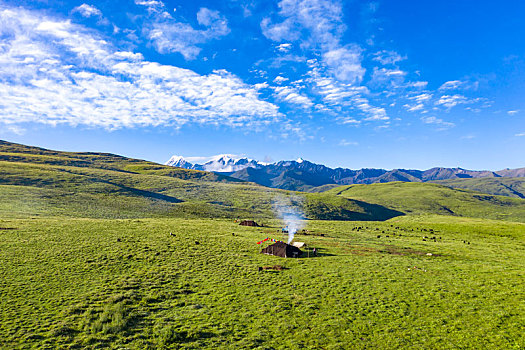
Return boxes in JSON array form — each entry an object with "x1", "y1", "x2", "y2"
[
  {"x1": 2, "y1": 140, "x2": 525, "y2": 221},
  {"x1": 166, "y1": 155, "x2": 525, "y2": 192}
]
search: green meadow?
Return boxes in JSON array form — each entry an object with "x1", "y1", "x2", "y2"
[
  {"x1": 1, "y1": 217, "x2": 524, "y2": 349},
  {"x1": 1, "y1": 140, "x2": 525, "y2": 349}
]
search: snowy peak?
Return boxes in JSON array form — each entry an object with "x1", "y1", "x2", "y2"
[
  {"x1": 202, "y1": 155, "x2": 261, "y2": 172},
  {"x1": 165, "y1": 155, "x2": 200, "y2": 170},
  {"x1": 166, "y1": 154, "x2": 264, "y2": 173}
]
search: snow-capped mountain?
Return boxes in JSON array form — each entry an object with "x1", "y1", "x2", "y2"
[
  {"x1": 166, "y1": 154, "x2": 525, "y2": 192},
  {"x1": 165, "y1": 154, "x2": 265, "y2": 173},
  {"x1": 165, "y1": 156, "x2": 200, "y2": 170}
]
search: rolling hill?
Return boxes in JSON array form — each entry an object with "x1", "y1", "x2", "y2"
[
  {"x1": 435, "y1": 177, "x2": 525, "y2": 199},
  {"x1": 0, "y1": 140, "x2": 401, "y2": 221},
  {"x1": 3, "y1": 140, "x2": 525, "y2": 223},
  {"x1": 327, "y1": 181, "x2": 525, "y2": 223}
]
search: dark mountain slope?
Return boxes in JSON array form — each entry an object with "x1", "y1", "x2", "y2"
[{"x1": 224, "y1": 160, "x2": 525, "y2": 193}]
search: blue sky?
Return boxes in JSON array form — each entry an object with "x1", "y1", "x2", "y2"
[{"x1": 0, "y1": 0, "x2": 524, "y2": 170}]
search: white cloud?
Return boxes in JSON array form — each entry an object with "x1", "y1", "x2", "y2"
[
  {"x1": 507, "y1": 110, "x2": 519, "y2": 115},
  {"x1": 260, "y1": 17, "x2": 298, "y2": 42},
  {"x1": 359, "y1": 103, "x2": 388, "y2": 121},
  {"x1": 404, "y1": 103, "x2": 424, "y2": 112},
  {"x1": 137, "y1": 4, "x2": 230, "y2": 59},
  {"x1": 254, "y1": 82, "x2": 269, "y2": 90},
  {"x1": 0, "y1": 124, "x2": 26, "y2": 135},
  {"x1": 405, "y1": 81, "x2": 428, "y2": 89},
  {"x1": 372, "y1": 50, "x2": 406, "y2": 65},
  {"x1": 135, "y1": 0, "x2": 166, "y2": 13},
  {"x1": 72, "y1": 4, "x2": 102, "y2": 18},
  {"x1": 272, "y1": 86, "x2": 314, "y2": 109},
  {"x1": 435, "y1": 94, "x2": 469, "y2": 109},
  {"x1": 403, "y1": 93, "x2": 432, "y2": 112},
  {"x1": 339, "y1": 139, "x2": 358, "y2": 146},
  {"x1": 375, "y1": 124, "x2": 390, "y2": 130},
  {"x1": 262, "y1": 0, "x2": 365, "y2": 84},
  {"x1": 276, "y1": 43, "x2": 292, "y2": 52},
  {"x1": 135, "y1": 0, "x2": 164, "y2": 6},
  {"x1": 260, "y1": 0, "x2": 385, "y2": 123},
  {"x1": 438, "y1": 79, "x2": 480, "y2": 91},
  {"x1": 273, "y1": 76, "x2": 289, "y2": 84},
  {"x1": 196, "y1": 8, "x2": 228, "y2": 33},
  {"x1": 410, "y1": 93, "x2": 432, "y2": 103},
  {"x1": 261, "y1": 0, "x2": 345, "y2": 50},
  {"x1": 0, "y1": 7, "x2": 281, "y2": 131},
  {"x1": 322, "y1": 45, "x2": 365, "y2": 84},
  {"x1": 515, "y1": 132, "x2": 525, "y2": 137},
  {"x1": 341, "y1": 118, "x2": 361, "y2": 125},
  {"x1": 370, "y1": 67, "x2": 406, "y2": 87},
  {"x1": 421, "y1": 116, "x2": 455, "y2": 130},
  {"x1": 306, "y1": 61, "x2": 387, "y2": 121}
]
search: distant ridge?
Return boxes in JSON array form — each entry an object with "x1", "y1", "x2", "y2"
[{"x1": 166, "y1": 155, "x2": 525, "y2": 192}]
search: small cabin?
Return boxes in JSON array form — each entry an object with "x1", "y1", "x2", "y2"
[{"x1": 261, "y1": 241, "x2": 302, "y2": 258}]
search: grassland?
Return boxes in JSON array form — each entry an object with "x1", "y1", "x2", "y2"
[
  {"x1": 0, "y1": 217, "x2": 524, "y2": 349},
  {"x1": 328, "y1": 181, "x2": 525, "y2": 223},
  {"x1": 1, "y1": 140, "x2": 525, "y2": 349}
]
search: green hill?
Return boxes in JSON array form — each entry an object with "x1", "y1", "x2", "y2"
[
  {"x1": 327, "y1": 181, "x2": 525, "y2": 223},
  {"x1": 434, "y1": 177, "x2": 525, "y2": 199},
  {"x1": 0, "y1": 140, "x2": 401, "y2": 221}
]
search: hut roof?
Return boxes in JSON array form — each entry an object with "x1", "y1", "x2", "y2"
[
  {"x1": 239, "y1": 220, "x2": 260, "y2": 227},
  {"x1": 261, "y1": 241, "x2": 302, "y2": 258}
]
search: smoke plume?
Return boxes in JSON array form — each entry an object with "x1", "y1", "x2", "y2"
[{"x1": 273, "y1": 195, "x2": 305, "y2": 244}]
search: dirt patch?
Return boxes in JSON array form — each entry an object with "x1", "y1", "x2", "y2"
[
  {"x1": 346, "y1": 244, "x2": 440, "y2": 257},
  {"x1": 296, "y1": 230, "x2": 325, "y2": 237},
  {"x1": 378, "y1": 245, "x2": 440, "y2": 257},
  {"x1": 345, "y1": 245, "x2": 378, "y2": 256}
]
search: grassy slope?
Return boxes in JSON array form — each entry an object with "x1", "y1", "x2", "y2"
[
  {"x1": 0, "y1": 141, "x2": 400, "y2": 221},
  {"x1": 434, "y1": 177, "x2": 525, "y2": 199},
  {"x1": 0, "y1": 140, "x2": 238, "y2": 183},
  {"x1": 327, "y1": 181, "x2": 525, "y2": 223},
  {"x1": 0, "y1": 217, "x2": 523, "y2": 349}
]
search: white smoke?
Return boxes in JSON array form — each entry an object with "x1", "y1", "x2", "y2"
[{"x1": 273, "y1": 195, "x2": 305, "y2": 244}]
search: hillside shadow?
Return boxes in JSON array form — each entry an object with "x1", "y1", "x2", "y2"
[
  {"x1": 352, "y1": 199, "x2": 405, "y2": 221},
  {"x1": 305, "y1": 197, "x2": 405, "y2": 221},
  {"x1": 113, "y1": 183, "x2": 183, "y2": 203},
  {"x1": 54, "y1": 168, "x2": 183, "y2": 203}
]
